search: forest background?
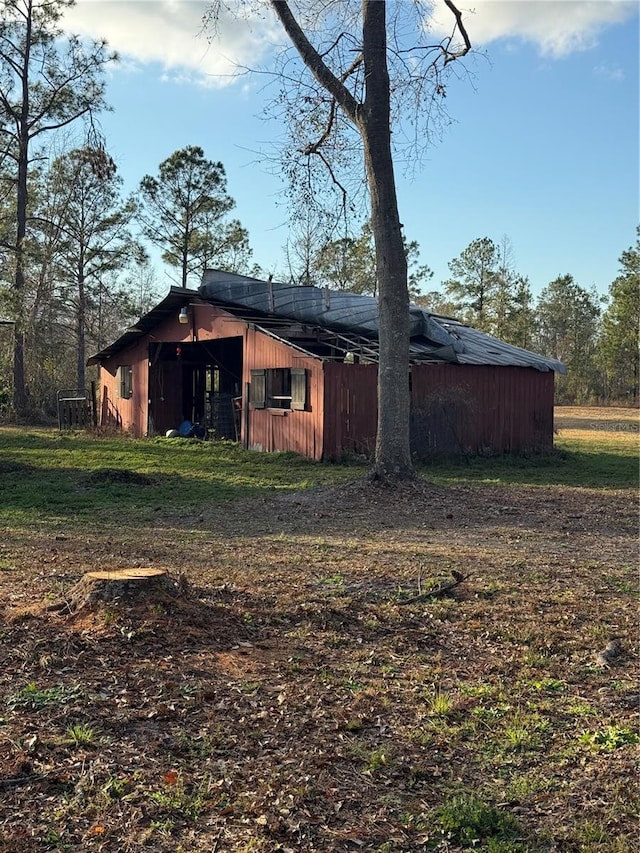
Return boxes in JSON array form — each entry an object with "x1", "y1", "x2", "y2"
[{"x1": 0, "y1": 0, "x2": 638, "y2": 421}]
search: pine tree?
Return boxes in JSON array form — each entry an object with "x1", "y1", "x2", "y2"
[
  {"x1": 534, "y1": 274, "x2": 601, "y2": 403},
  {"x1": 137, "y1": 146, "x2": 251, "y2": 289},
  {"x1": 443, "y1": 237, "x2": 498, "y2": 331},
  {"x1": 0, "y1": 0, "x2": 115, "y2": 416},
  {"x1": 40, "y1": 147, "x2": 145, "y2": 389},
  {"x1": 600, "y1": 227, "x2": 639, "y2": 402}
]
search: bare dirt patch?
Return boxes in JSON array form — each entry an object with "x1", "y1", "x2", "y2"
[
  {"x1": 0, "y1": 472, "x2": 638, "y2": 850},
  {"x1": 555, "y1": 405, "x2": 639, "y2": 432},
  {"x1": 84, "y1": 468, "x2": 155, "y2": 486}
]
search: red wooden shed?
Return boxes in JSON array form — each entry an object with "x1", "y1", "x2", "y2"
[{"x1": 88, "y1": 271, "x2": 565, "y2": 459}]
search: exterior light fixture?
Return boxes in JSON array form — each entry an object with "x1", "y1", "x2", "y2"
[{"x1": 178, "y1": 306, "x2": 189, "y2": 324}]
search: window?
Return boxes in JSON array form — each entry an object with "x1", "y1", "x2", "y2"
[
  {"x1": 117, "y1": 365, "x2": 133, "y2": 399},
  {"x1": 250, "y1": 368, "x2": 307, "y2": 411}
]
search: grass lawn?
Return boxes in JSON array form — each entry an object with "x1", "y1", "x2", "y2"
[{"x1": 0, "y1": 406, "x2": 637, "y2": 852}]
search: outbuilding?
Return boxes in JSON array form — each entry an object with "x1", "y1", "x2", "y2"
[{"x1": 88, "y1": 269, "x2": 565, "y2": 459}]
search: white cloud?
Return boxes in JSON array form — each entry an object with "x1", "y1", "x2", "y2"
[
  {"x1": 429, "y1": 0, "x2": 638, "y2": 58},
  {"x1": 62, "y1": 0, "x2": 280, "y2": 87},
  {"x1": 61, "y1": 0, "x2": 638, "y2": 86},
  {"x1": 593, "y1": 61, "x2": 625, "y2": 80}
]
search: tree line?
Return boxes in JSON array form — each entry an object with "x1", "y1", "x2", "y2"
[
  {"x1": 0, "y1": 0, "x2": 255, "y2": 419},
  {"x1": 0, "y1": 136, "x2": 253, "y2": 418},
  {"x1": 426, "y1": 232, "x2": 639, "y2": 406}
]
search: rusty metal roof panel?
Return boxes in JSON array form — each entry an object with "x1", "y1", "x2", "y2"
[
  {"x1": 87, "y1": 272, "x2": 566, "y2": 375},
  {"x1": 199, "y1": 270, "x2": 566, "y2": 374},
  {"x1": 200, "y1": 270, "x2": 457, "y2": 348},
  {"x1": 435, "y1": 320, "x2": 566, "y2": 372}
]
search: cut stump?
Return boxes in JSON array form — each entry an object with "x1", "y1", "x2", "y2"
[{"x1": 58, "y1": 568, "x2": 186, "y2": 614}]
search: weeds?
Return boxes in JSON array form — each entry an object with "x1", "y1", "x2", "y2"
[
  {"x1": 6, "y1": 682, "x2": 82, "y2": 711},
  {"x1": 64, "y1": 723, "x2": 96, "y2": 747},
  {"x1": 425, "y1": 688, "x2": 455, "y2": 717},
  {"x1": 149, "y1": 773, "x2": 212, "y2": 821},
  {"x1": 42, "y1": 828, "x2": 72, "y2": 851},
  {"x1": 501, "y1": 711, "x2": 548, "y2": 753},
  {"x1": 432, "y1": 793, "x2": 523, "y2": 846},
  {"x1": 102, "y1": 776, "x2": 132, "y2": 801},
  {"x1": 364, "y1": 747, "x2": 389, "y2": 775},
  {"x1": 579, "y1": 727, "x2": 640, "y2": 752}
]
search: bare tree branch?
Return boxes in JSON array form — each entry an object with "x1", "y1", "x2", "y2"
[
  {"x1": 271, "y1": 0, "x2": 360, "y2": 125},
  {"x1": 442, "y1": 0, "x2": 472, "y2": 64}
]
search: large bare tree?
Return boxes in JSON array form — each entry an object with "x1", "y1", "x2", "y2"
[{"x1": 206, "y1": 0, "x2": 470, "y2": 482}]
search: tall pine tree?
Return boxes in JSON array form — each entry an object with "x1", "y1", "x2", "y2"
[{"x1": 600, "y1": 228, "x2": 639, "y2": 402}]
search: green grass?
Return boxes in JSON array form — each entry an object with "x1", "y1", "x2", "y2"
[
  {"x1": 0, "y1": 427, "x2": 360, "y2": 529},
  {"x1": 431, "y1": 793, "x2": 523, "y2": 848},
  {"x1": 419, "y1": 435, "x2": 638, "y2": 489},
  {"x1": 0, "y1": 421, "x2": 636, "y2": 853},
  {"x1": 64, "y1": 723, "x2": 97, "y2": 747},
  {"x1": 0, "y1": 425, "x2": 636, "y2": 532}
]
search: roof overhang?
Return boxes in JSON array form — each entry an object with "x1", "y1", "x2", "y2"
[{"x1": 87, "y1": 288, "x2": 197, "y2": 365}]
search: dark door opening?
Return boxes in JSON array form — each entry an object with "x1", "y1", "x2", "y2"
[{"x1": 148, "y1": 338, "x2": 243, "y2": 438}]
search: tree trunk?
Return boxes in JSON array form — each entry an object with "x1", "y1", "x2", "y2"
[
  {"x1": 360, "y1": 0, "x2": 414, "y2": 481},
  {"x1": 270, "y1": 0, "x2": 421, "y2": 482},
  {"x1": 77, "y1": 263, "x2": 86, "y2": 390},
  {"x1": 12, "y1": 8, "x2": 32, "y2": 419},
  {"x1": 13, "y1": 139, "x2": 29, "y2": 418},
  {"x1": 12, "y1": 328, "x2": 27, "y2": 417}
]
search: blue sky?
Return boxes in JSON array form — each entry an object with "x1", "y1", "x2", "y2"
[{"x1": 61, "y1": 1, "x2": 639, "y2": 298}]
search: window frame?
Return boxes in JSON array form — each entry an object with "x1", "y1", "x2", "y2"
[{"x1": 249, "y1": 367, "x2": 308, "y2": 412}]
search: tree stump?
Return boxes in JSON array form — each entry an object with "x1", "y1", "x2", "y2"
[{"x1": 60, "y1": 568, "x2": 185, "y2": 614}]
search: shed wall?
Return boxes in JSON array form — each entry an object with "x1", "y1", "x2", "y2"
[
  {"x1": 321, "y1": 362, "x2": 554, "y2": 460},
  {"x1": 99, "y1": 303, "x2": 246, "y2": 436},
  {"x1": 410, "y1": 364, "x2": 554, "y2": 455},
  {"x1": 99, "y1": 336, "x2": 150, "y2": 435},
  {"x1": 322, "y1": 362, "x2": 378, "y2": 459},
  {"x1": 244, "y1": 328, "x2": 324, "y2": 460}
]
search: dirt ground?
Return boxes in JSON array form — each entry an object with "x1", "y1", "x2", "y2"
[
  {"x1": 554, "y1": 405, "x2": 639, "y2": 432},
  {"x1": 0, "y1": 412, "x2": 638, "y2": 852}
]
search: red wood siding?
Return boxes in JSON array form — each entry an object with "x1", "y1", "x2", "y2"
[
  {"x1": 322, "y1": 363, "x2": 378, "y2": 459},
  {"x1": 244, "y1": 327, "x2": 323, "y2": 460},
  {"x1": 410, "y1": 364, "x2": 554, "y2": 455},
  {"x1": 321, "y1": 362, "x2": 554, "y2": 460},
  {"x1": 99, "y1": 336, "x2": 149, "y2": 435}
]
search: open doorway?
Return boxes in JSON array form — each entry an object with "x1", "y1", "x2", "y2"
[{"x1": 148, "y1": 338, "x2": 243, "y2": 438}]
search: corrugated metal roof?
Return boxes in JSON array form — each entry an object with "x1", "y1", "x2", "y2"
[
  {"x1": 199, "y1": 269, "x2": 566, "y2": 374},
  {"x1": 87, "y1": 272, "x2": 565, "y2": 375}
]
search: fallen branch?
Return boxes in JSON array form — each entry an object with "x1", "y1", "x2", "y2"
[
  {"x1": 0, "y1": 773, "x2": 44, "y2": 789},
  {"x1": 396, "y1": 570, "x2": 465, "y2": 605}
]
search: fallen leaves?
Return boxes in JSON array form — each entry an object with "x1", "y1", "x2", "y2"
[{"x1": 0, "y1": 479, "x2": 637, "y2": 851}]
